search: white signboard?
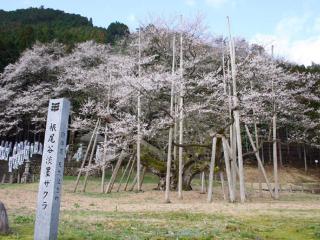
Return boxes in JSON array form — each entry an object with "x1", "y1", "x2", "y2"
[{"x1": 34, "y1": 98, "x2": 70, "y2": 240}]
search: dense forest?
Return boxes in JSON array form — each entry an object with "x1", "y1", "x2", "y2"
[{"x1": 0, "y1": 7, "x2": 129, "y2": 71}]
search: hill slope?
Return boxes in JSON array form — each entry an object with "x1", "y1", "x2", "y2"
[{"x1": 0, "y1": 7, "x2": 129, "y2": 71}]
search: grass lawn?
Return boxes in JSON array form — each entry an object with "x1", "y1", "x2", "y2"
[{"x1": 1, "y1": 174, "x2": 320, "y2": 239}]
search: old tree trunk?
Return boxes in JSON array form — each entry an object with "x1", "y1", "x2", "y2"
[{"x1": 140, "y1": 139, "x2": 222, "y2": 190}]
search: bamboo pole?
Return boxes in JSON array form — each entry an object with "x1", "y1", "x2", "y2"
[
  {"x1": 165, "y1": 34, "x2": 176, "y2": 203},
  {"x1": 245, "y1": 125, "x2": 274, "y2": 198},
  {"x1": 207, "y1": 137, "x2": 217, "y2": 203},
  {"x1": 82, "y1": 120, "x2": 100, "y2": 192},
  {"x1": 74, "y1": 119, "x2": 99, "y2": 192},
  {"x1": 178, "y1": 16, "x2": 184, "y2": 200}
]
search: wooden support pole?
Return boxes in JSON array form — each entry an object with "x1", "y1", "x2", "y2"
[
  {"x1": 137, "y1": 27, "x2": 142, "y2": 192},
  {"x1": 105, "y1": 150, "x2": 125, "y2": 193},
  {"x1": 9, "y1": 173, "x2": 13, "y2": 184},
  {"x1": 82, "y1": 120, "x2": 100, "y2": 192},
  {"x1": 177, "y1": 15, "x2": 184, "y2": 200},
  {"x1": 304, "y1": 144, "x2": 308, "y2": 173},
  {"x1": 117, "y1": 155, "x2": 133, "y2": 192},
  {"x1": 1, "y1": 174, "x2": 6, "y2": 184},
  {"x1": 138, "y1": 166, "x2": 146, "y2": 190},
  {"x1": 227, "y1": 16, "x2": 245, "y2": 203},
  {"x1": 129, "y1": 174, "x2": 137, "y2": 191},
  {"x1": 222, "y1": 136, "x2": 235, "y2": 202},
  {"x1": 165, "y1": 34, "x2": 176, "y2": 203},
  {"x1": 124, "y1": 157, "x2": 136, "y2": 191},
  {"x1": 279, "y1": 142, "x2": 283, "y2": 167},
  {"x1": 231, "y1": 123, "x2": 237, "y2": 200},
  {"x1": 101, "y1": 123, "x2": 108, "y2": 193},
  {"x1": 272, "y1": 115, "x2": 279, "y2": 199},
  {"x1": 17, "y1": 173, "x2": 20, "y2": 183},
  {"x1": 220, "y1": 172, "x2": 226, "y2": 200},
  {"x1": 245, "y1": 125, "x2": 274, "y2": 198},
  {"x1": 207, "y1": 137, "x2": 217, "y2": 203},
  {"x1": 200, "y1": 172, "x2": 205, "y2": 194},
  {"x1": 74, "y1": 119, "x2": 99, "y2": 192}
]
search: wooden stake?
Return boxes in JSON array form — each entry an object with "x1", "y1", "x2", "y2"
[{"x1": 207, "y1": 137, "x2": 217, "y2": 203}]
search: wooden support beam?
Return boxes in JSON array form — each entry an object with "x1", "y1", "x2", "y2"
[
  {"x1": 117, "y1": 155, "x2": 133, "y2": 192},
  {"x1": 207, "y1": 137, "x2": 217, "y2": 203},
  {"x1": 74, "y1": 119, "x2": 100, "y2": 192},
  {"x1": 245, "y1": 125, "x2": 274, "y2": 198},
  {"x1": 124, "y1": 157, "x2": 136, "y2": 191},
  {"x1": 222, "y1": 136, "x2": 235, "y2": 202},
  {"x1": 82, "y1": 120, "x2": 100, "y2": 192},
  {"x1": 220, "y1": 172, "x2": 226, "y2": 200},
  {"x1": 105, "y1": 150, "x2": 126, "y2": 193}
]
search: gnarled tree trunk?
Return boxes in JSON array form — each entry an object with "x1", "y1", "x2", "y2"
[{"x1": 140, "y1": 139, "x2": 222, "y2": 191}]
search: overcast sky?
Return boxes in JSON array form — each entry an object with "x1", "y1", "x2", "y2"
[{"x1": 1, "y1": 0, "x2": 320, "y2": 65}]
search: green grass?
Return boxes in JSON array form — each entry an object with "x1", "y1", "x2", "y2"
[
  {"x1": 2, "y1": 209, "x2": 320, "y2": 239},
  {"x1": 2, "y1": 174, "x2": 320, "y2": 239}
]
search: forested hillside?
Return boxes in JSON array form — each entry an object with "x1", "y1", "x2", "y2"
[{"x1": 0, "y1": 7, "x2": 129, "y2": 71}]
